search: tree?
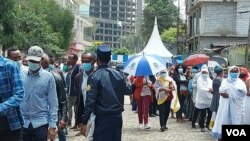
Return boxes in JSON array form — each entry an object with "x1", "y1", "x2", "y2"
[
  {"x1": 0, "y1": 0, "x2": 17, "y2": 55},
  {"x1": 120, "y1": 34, "x2": 144, "y2": 53},
  {"x1": 0, "y1": 0, "x2": 74, "y2": 57},
  {"x1": 142, "y1": 0, "x2": 178, "y2": 41},
  {"x1": 112, "y1": 47, "x2": 132, "y2": 55}
]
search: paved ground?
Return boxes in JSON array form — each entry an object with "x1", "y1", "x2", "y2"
[{"x1": 65, "y1": 96, "x2": 216, "y2": 141}]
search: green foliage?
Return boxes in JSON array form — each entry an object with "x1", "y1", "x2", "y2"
[
  {"x1": 0, "y1": 0, "x2": 18, "y2": 52},
  {"x1": 84, "y1": 46, "x2": 97, "y2": 53},
  {"x1": 142, "y1": 0, "x2": 178, "y2": 41},
  {"x1": 161, "y1": 27, "x2": 185, "y2": 44},
  {"x1": 120, "y1": 34, "x2": 144, "y2": 53},
  {"x1": 0, "y1": 0, "x2": 74, "y2": 57},
  {"x1": 161, "y1": 27, "x2": 177, "y2": 44},
  {"x1": 112, "y1": 47, "x2": 132, "y2": 55}
]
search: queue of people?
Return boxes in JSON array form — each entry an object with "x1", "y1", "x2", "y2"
[{"x1": 1, "y1": 45, "x2": 250, "y2": 141}]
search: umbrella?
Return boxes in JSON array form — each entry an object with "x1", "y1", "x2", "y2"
[
  {"x1": 208, "y1": 60, "x2": 220, "y2": 68},
  {"x1": 123, "y1": 54, "x2": 167, "y2": 76},
  {"x1": 183, "y1": 53, "x2": 209, "y2": 66},
  {"x1": 210, "y1": 56, "x2": 227, "y2": 65}
]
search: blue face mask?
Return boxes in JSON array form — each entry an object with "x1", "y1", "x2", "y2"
[
  {"x1": 230, "y1": 73, "x2": 238, "y2": 79},
  {"x1": 81, "y1": 63, "x2": 92, "y2": 71},
  {"x1": 28, "y1": 62, "x2": 40, "y2": 71}
]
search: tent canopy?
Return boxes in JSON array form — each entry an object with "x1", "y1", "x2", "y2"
[{"x1": 139, "y1": 17, "x2": 173, "y2": 60}]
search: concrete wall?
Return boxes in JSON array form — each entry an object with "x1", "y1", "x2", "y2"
[
  {"x1": 201, "y1": 2, "x2": 237, "y2": 36},
  {"x1": 236, "y1": 1, "x2": 250, "y2": 36},
  {"x1": 199, "y1": 36, "x2": 247, "y2": 49}
]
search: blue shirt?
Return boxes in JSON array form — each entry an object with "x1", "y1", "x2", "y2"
[
  {"x1": 21, "y1": 68, "x2": 58, "y2": 128},
  {"x1": 0, "y1": 56, "x2": 25, "y2": 130}
]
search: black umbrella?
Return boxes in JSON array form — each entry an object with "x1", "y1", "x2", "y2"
[{"x1": 210, "y1": 56, "x2": 228, "y2": 66}]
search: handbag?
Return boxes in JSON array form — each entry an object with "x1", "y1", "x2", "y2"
[{"x1": 141, "y1": 84, "x2": 151, "y2": 96}]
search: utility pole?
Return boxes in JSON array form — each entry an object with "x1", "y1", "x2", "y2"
[
  {"x1": 246, "y1": 20, "x2": 250, "y2": 68},
  {"x1": 176, "y1": 0, "x2": 180, "y2": 55}
]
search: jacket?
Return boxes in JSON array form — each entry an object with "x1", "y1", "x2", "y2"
[
  {"x1": 66, "y1": 65, "x2": 80, "y2": 96},
  {"x1": 75, "y1": 71, "x2": 84, "y2": 124},
  {"x1": 51, "y1": 72, "x2": 68, "y2": 122},
  {"x1": 82, "y1": 64, "x2": 131, "y2": 124}
]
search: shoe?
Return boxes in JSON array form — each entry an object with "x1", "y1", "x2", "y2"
[
  {"x1": 75, "y1": 131, "x2": 82, "y2": 136},
  {"x1": 70, "y1": 125, "x2": 77, "y2": 130},
  {"x1": 206, "y1": 126, "x2": 211, "y2": 131},
  {"x1": 144, "y1": 124, "x2": 151, "y2": 130},
  {"x1": 177, "y1": 118, "x2": 184, "y2": 123},
  {"x1": 192, "y1": 124, "x2": 196, "y2": 128},
  {"x1": 139, "y1": 123, "x2": 144, "y2": 129},
  {"x1": 149, "y1": 114, "x2": 156, "y2": 117},
  {"x1": 201, "y1": 128, "x2": 205, "y2": 132},
  {"x1": 164, "y1": 126, "x2": 168, "y2": 130},
  {"x1": 160, "y1": 126, "x2": 165, "y2": 132}
]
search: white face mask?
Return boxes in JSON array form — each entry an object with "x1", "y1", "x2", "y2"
[
  {"x1": 178, "y1": 68, "x2": 183, "y2": 73},
  {"x1": 202, "y1": 73, "x2": 208, "y2": 78},
  {"x1": 160, "y1": 73, "x2": 167, "y2": 78}
]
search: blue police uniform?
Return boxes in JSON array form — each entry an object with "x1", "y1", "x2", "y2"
[{"x1": 82, "y1": 45, "x2": 131, "y2": 141}]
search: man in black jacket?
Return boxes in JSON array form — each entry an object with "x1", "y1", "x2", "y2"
[
  {"x1": 41, "y1": 53, "x2": 68, "y2": 141},
  {"x1": 66, "y1": 54, "x2": 80, "y2": 127},
  {"x1": 81, "y1": 45, "x2": 131, "y2": 141}
]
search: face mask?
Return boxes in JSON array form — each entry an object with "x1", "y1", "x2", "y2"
[
  {"x1": 28, "y1": 62, "x2": 40, "y2": 71},
  {"x1": 239, "y1": 73, "x2": 246, "y2": 79},
  {"x1": 160, "y1": 73, "x2": 167, "y2": 78},
  {"x1": 81, "y1": 63, "x2": 92, "y2": 71},
  {"x1": 49, "y1": 64, "x2": 54, "y2": 72},
  {"x1": 202, "y1": 74, "x2": 208, "y2": 78},
  {"x1": 15, "y1": 60, "x2": 22, "y2": 68},
  {"x1": 230, "y1": 73, "x2": 238, "y2": 79},
  {"x1": 178, "y1": 68, "x2": 183, "y2": 73}
]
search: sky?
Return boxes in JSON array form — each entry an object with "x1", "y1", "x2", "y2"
[{"x1": 174, "y1": 0, "x2": 186, "y2": 20}]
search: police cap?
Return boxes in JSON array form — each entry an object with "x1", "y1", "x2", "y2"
[{"x1": 96, "y1": 45, "x2": 111, "y2": 58}]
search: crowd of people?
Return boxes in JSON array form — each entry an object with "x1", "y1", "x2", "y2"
[
  {"x1": 0, "y1": 45, "x2": 131, "y2": 141},
  {"x1": 128, "y1": 62, "x2": 250, "y2": 141},
  {"x1": 1, "y1": 45, "x2": 250, "y2": 141}
]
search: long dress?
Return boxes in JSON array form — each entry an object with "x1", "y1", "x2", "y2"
[
  {"x1": 211, "y1": 78, "x2": 247, "y2": 139},
  {"x1": 210, "y1": 77, "x2": 222, "y2": 112}
]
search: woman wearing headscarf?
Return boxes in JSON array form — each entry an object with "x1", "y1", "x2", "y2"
[
  {"x1": 209, "y1": 65, "x2": 224, "y2": 129},
  {"x1": 173, "y1": 64, "x2": 189, "y2": 123},
  {"x1": 195, "y1": 64, "x2": 213, "y2": 132},
  {"x1": 154, "y1": 70, "x2": 175, "y2": 131},
  {"x1": 212, "y1": 66, "x2": 247, "y2": 140},
  {"x1": 239, "y1": 67, "x2": 250, "y2": 125}
]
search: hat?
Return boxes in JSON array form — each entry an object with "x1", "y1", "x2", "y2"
[
  {"x1": 96, "y1": 45, "x2": 111, "y2": 58},
  {"x1": 26, "y1": 46, "x2": 44, "y2": 61}
]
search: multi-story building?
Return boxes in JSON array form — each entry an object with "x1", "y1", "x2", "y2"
[
  {"x1": 186, "y1": 0, "x2": 250, "y2": 53},
  {"x1": 90, "y1": 0, "x2": 137, "y2": 48},
  {"x1": 55, "y1": 0, "x2": 93, "y2": 56}
]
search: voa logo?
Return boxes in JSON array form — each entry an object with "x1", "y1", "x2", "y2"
[{"x1": 226, "y1": 129, "x2": 246, "y2": 136}]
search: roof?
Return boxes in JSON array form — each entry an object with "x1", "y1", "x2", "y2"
[{"x1": 139, "y1": 17, "x2": 173, "y2": 59}]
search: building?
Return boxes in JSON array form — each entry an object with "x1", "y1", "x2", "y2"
[
  {"x1": 90, "y1": 0, "x2": 137, "y2": 48},
  {"x1": 55, "y1": 0, "x2": 93, "y2": 56},
  {"x1": 186, "y1": 0, "x2": 250, "y2": 53}
]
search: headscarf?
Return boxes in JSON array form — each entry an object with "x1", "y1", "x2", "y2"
[
  {"x1": 214, "y1": 65, "x2": 223, "y2": 75},
  {"x1": 200, "y1": 65, "x2": 209, "y2": 80},
  {"x1": 239, "y1": 67, "x2": 250, "y2": 81},
  {"x1": 227, "y1": 66, "x2": 240, "y2": 84}
]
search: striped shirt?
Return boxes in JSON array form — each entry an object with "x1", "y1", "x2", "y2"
[
  {"x1": 21, "y1": 68, "x2": 58, "y2": 128},
  {"x1": 0, "y1": 56, "x2": 25, "y2": 130}
]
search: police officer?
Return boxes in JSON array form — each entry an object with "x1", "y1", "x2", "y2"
[{"x1": 81, "y1": 45, "x2": 131, "y2": 141}]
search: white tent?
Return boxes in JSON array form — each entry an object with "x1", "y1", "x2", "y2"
[{"x1": 140, "y1": 17, "x2": 173, "y2": 60}]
